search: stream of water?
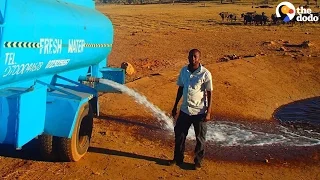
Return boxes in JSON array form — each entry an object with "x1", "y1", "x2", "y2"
[{"x1": 99, "y1": 79, "x2": 320, "y2": 147}]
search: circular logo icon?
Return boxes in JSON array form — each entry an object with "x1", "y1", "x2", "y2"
[{"x1": 276, "y1": 1, "x2": 296, "y2": 22}]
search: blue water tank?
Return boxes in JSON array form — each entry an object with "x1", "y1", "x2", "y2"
[{"x1": 0, "y1": 0, "x2": 113, "y2": 88}]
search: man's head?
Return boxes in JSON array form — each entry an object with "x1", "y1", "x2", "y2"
[{"x1": 188, "y1": 49, "x2": 201, "y2": 67}]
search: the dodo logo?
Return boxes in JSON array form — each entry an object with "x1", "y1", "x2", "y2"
[{"x1": 276, "y1": 1, "x2": 296, "y2": 22}]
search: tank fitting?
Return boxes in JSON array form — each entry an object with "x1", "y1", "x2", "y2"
[{"x1": 78, "y1": 76, "x2": 100, "y2": 82}]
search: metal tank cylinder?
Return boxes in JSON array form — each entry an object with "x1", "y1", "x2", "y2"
[{"x1": 0, "y1": 0, "x2": 113, "y2": 88}]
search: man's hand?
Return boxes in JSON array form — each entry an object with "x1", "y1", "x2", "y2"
[
  {"x1": 204, "y1": 112, "x2": 211, "y2": 122},
  {"x1": 172, "y1": 106, "x2": 177, "y2": 118},
  {"x1": 172, "y1": 86, "x2": 183, "y2": 119}
]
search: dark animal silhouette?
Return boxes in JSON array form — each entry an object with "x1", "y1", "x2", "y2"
[{"x1": 219, "y1": 12, "x2": 230, "y2": 21}]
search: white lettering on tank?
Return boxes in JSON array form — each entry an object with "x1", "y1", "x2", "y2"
[
  {"x1": 68, "y1": 39, "x2": 85, "y2": 53},
  {"x1": 39, "y1": 38, "x2": 62, "y2": 55},
  {"x1": 45, "y1": 59, "x2": 70, "y2": 69},
  {"x1": 3, "y1": 62, "x2": 43, "y2": 77},
  {"x1": 5, "y1": 53, "x2": 15, "y2": 65},
  {"x1": 48, "y1": 39, "x2": 53, "y2": 54}
]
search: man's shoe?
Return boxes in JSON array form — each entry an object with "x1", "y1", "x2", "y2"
[
  {"x1": 194, "y1": 163, "x2": 201, "y2": 170},
  {"x1": 167, "y1": 159, "x2": 183, "y2": 166}
]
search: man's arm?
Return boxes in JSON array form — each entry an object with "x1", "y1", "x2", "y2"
[
  {"x1": 172, "y1": 86, "x2": 183, "y2": 118},
  {"x1": 205, "y1": 90, "x2": 212, "y2": 121},
  {"x1": 204, "y1": 71, "x2": 213, "y2": 121}
]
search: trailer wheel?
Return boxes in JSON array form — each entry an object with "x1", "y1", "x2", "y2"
[
  {"x1": 39, "y1": 134, "x2": 57, "y2": 161},
  {"x1": 57, "y1": 103, "x2": 93, "y2": 162}
]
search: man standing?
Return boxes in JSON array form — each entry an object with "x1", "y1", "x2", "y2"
[{"x1": 168, "y1": 49, "x2": 213, "y2": 170}]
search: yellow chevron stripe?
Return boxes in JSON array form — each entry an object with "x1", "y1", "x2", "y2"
[
  {"x1": 3, "y1": 41, "x2": 41, "y2": 48},
  {"x1": 83, "y1": 43, "x2": 112, "y2": 48},
  {"x1": 4, "y1": 41, "x2": 112, "y2": 48}
]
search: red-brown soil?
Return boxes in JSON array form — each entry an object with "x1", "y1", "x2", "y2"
[{"x1": 0, "y1": 3, "x2": 320, "y2": 180}]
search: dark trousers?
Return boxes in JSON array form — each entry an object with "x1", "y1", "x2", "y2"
[{"x1": 173, "y1": 111, "x2": 207, "y2": 164}]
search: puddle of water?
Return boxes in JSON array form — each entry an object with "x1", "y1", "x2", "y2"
[
  {"x1": 204, "y1": 121, "x2": 320, "y2": 146},
  {"x1": 99, "y1": 79, "x2": 320, "y2": 147}
]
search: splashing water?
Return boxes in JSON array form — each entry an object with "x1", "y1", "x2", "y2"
[
  {"x1": 205, "y1": 122, "x2": 320, "y2": 146},
  {"x1": 99, "y1": 79, "x2": 174, "y2": 131},
  {"x1": 99, "y1": 79, "x2": 320, "y2": 147}
]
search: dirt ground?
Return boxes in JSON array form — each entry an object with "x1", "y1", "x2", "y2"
[{"x1": 1, "y1": 2, "x2": 320, "y2": 180}]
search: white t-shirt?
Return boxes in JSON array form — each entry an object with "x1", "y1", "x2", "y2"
[{"x1": 177, "y1": 64, "x2": 213, "y2": 116}]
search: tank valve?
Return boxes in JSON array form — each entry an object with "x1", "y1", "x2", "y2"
[{"x1": 78, "y1": 76, "x2": 100, "y2": 82}]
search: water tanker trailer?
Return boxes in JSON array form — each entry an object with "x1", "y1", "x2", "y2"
[{"x1": 0, "y1": 0, "x2": 125, "y2": 161}]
